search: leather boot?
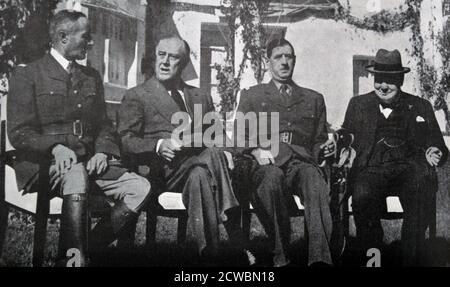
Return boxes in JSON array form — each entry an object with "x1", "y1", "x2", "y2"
[
  {"x1": 57, "y1": 193, "x2": 89, "y2": 267},
  {"x1": 90, "y1": 202, "x2": 138, "y2": 254},
  {"x1": 116, "y1": 216, "x2": 138, "y2": 251}
]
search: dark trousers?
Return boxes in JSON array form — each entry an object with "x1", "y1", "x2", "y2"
[
  {"x1": 233, "y1": 157, "x2": 291, "y2": 267},
  {"x1": 234, "y1": 157, "x2": 333, "y2": 266},
  {"x1": 166, "y1": 147, "x2": 239, "y2": 258},
  {"x1": 282, "y1": 159, "x2": 333, "y2": 265},
  {"x1": 352, "y1": 160, "x2": 436, "y2": 266}
]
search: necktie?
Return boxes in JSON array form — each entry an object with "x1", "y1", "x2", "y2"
[
  {"x1": 280, "y1": 84, "x2": 290, "y2": 105},
  {"x1": 378, "y1": 96, "x2": 402, "y2": 110},
  {"x1": 379, "y1": 101, "x2": 395, "y2": 109},
  {"x1": 171, "y1": 89, "x2": 187, "y2": 113},
  {"x1": 67, "y1": 61, "x2": 76, "y2": 88}
]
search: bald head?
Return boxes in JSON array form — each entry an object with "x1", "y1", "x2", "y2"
[{"x1": 154, "y1": 36, "x2": 190, "y2": 84}]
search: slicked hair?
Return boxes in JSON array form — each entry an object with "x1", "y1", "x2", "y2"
[
  {"x1": 49, "y1": 10, "x2": 87, "y2": 44},
  {"x1": 266, "y1": 37, "x2": 295, "y2": 58}
]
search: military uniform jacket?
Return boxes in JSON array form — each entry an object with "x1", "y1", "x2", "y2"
[
  {"x1": 342, "y1": 91, "x2": 448, "y2": 170},
  {"x1": 7, "y1": 53, "x2": 120, "y2": 189},
  {"x1": 237, "y1": 80, "x2": 328, "y2": 166}
]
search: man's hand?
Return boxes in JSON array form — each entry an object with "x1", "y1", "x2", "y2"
[
  {"x1": 52, "y1": 144, "x2": 77, "y2": 178},
  {"x1": 251, "y1": 148, "x2": 274, "y2": 166},
  {"x1": 426, "y1": 147, "x2": 442, "y2": 167},
  {"x1": 319, "y1": 139, "x2": 336, "y2": 158},
  {"x1": 158, "y1": 138, "x2": 182, "y2": 162},
  {"x1": 337, "y1": 147, "x2": 356, "y2": 168},
  {"x1": 87, "y1": 153, "x2": 108, "y2": 175}
]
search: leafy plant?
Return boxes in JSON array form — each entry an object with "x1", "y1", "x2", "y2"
[
  {"x1": 337, "y1": 0, "x2": 449, "y2": 114},
  {"x1": 215, "y1": 0, "x2": 270, "y2": 116},
  {"x1": 0, "y1": 0, "x2": 59, "y2": 74}
]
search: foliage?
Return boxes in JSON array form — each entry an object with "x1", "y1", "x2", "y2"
[
  {"x1": 215, "y1": 0, "x2": 448, "y2": 116},
  {"x1": 433, "y1": 22, "x2": 450, "y2": 123},
  {"x1": 337, "y1": 0, "x2": 450, "y2": 114},
  {"x1": 238, "y1": 0, "x2": 270, "y2": 85},
  {"x1": 215, "y1": 0, "x2": 270, "y2": 115},
  {"x1": 334, "y1": 3, "x2": 415, "y2": 33},
  {"x1": 437, "y1": 23, "x2": 450, "y2": 103},
  {"x1": 0, "y1": 0, "x2": 59, "y2": 75}
]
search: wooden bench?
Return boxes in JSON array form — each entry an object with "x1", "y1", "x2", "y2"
[{"x1": 145, "y1": 190, "x2": 305, "y2": 245}]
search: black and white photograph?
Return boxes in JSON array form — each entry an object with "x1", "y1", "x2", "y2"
[{"x1": 0, "y1": 0, "x2": 450, "y2": 272}]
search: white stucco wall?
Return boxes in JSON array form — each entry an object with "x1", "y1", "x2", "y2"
[
  {"x1": 172, "y1": 10, "x2": 221, "y2": 87},
  {"x1": 170, "y1": 1, "x2": 443, "y2": 129},
  {"x1": 283, "y1": 18, "x2": 418, "y2": 129}
]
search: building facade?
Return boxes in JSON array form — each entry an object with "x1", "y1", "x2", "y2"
[
  {"x1": 57, "y1": 0, "x2": 147, "y2": 119},
  {"x1": 146, "y1": 0, "x2": 449, "y2": 132}
]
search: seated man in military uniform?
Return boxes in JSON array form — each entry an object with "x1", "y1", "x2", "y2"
[
  {"x1": 7, "y1": 10, "x2": 151, "y2": 266},
  {"x1": 230, "y1": 38, "x2": 336, "y2": 267}
]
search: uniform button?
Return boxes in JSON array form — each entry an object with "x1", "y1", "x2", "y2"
[
  {"x1": 74, "y1": 90, "x2": 78, "y2": 94},
  {"x1": 50, "y1": 91, "x2": 54, "y2": 95},
  {"x1": 287, "y1": 108, "x2": 291, "y2": 111},
  {"x1": 77, "y1": 104, "x2": 82, "y2": 108},
  {"x1": 287, "y1": 122, "x2": 291, "y2": 126}
]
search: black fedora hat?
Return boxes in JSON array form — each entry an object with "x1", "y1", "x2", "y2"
[{"x1": 366, "y1": 49, "x2": 411, "y2": 74}]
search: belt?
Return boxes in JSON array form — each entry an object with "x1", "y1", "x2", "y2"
[
  {"x1": 280, "y1": 131, "x2": 293, "y2": 144},
  {"x1": 41, "y1": 120, "x2": 93, "y2": 139}
]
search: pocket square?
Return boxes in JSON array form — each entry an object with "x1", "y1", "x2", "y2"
[{"x1": 416, "y1": 116, "x2": 425, "y2": 122}]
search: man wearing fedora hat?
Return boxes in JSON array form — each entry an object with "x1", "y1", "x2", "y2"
[{"x1": 342, "y1": 49, "x2": 448, "y2": 266}]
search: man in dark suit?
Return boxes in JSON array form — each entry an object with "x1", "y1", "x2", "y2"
[
  {"x1": 342, "y1": 49, "x2": 448, "y2": 266},
  {"x1": 118, "y1": 36, "x2": 239, "y2": 263},
  {"x1": 7, "y1": 10, "x2": 151, "y2": 266},
  {"x1": 232, "y1": 38, "x2": 335, "y2": 266}
]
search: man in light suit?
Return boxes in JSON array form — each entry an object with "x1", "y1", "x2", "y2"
[
  {"x1": 342, "y1": 49, "x2": 448, "y2": 266},
  {"x1": 118, "y1": 36, "x2": 239, "y2": 264},
  {"x1": 232, "y1": 38, "x2": 335, "y2": 266}
]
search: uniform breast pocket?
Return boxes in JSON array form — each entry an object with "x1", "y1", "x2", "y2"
[
  {"x1": 82, "y1": 91, "x2": 97, "y2": 107},
  {"x1": 79, "y1": 79, "x2": 98, "y2": 106},
  {"x1": 36, "y1": 91, "x2": 65, "y2": 121},
  {"x1": 80, "y1": 91, "x2": 99, "y2": 121},
  {"x1": 298, "y1": 114, "x2": 316, "y2": 134}
]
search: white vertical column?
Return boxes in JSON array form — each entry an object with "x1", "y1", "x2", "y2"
[
  {"x1": 127, "y1": 41, "x2": 139, "y2": 88},
  {"x1": 104, "y1": 38, "x2": 110, "y2": 83}
]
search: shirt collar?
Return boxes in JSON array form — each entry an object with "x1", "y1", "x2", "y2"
[
  {"x1": 50, "y1": 48, "x2": 71, "y2": 71},
  {"x1": 272, "y1": 79, "x2": 293, "y2": 94},
  {"x1": 169, "y1": 89, "x2": 184, "y2": 97},
  {"x1": 377, "y1": 91, "x2": 404, "y2": 110}
]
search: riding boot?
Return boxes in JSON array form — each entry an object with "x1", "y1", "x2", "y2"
[
  {"x1": 116, "y1": 216, "x2": 138, "y2": 251},
  {"x1": 90, "y1": 201, "x2": 138, "y2": 254},
  {"x1": 57, "y1": 193, "x2": 89, "y2": 267}
]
